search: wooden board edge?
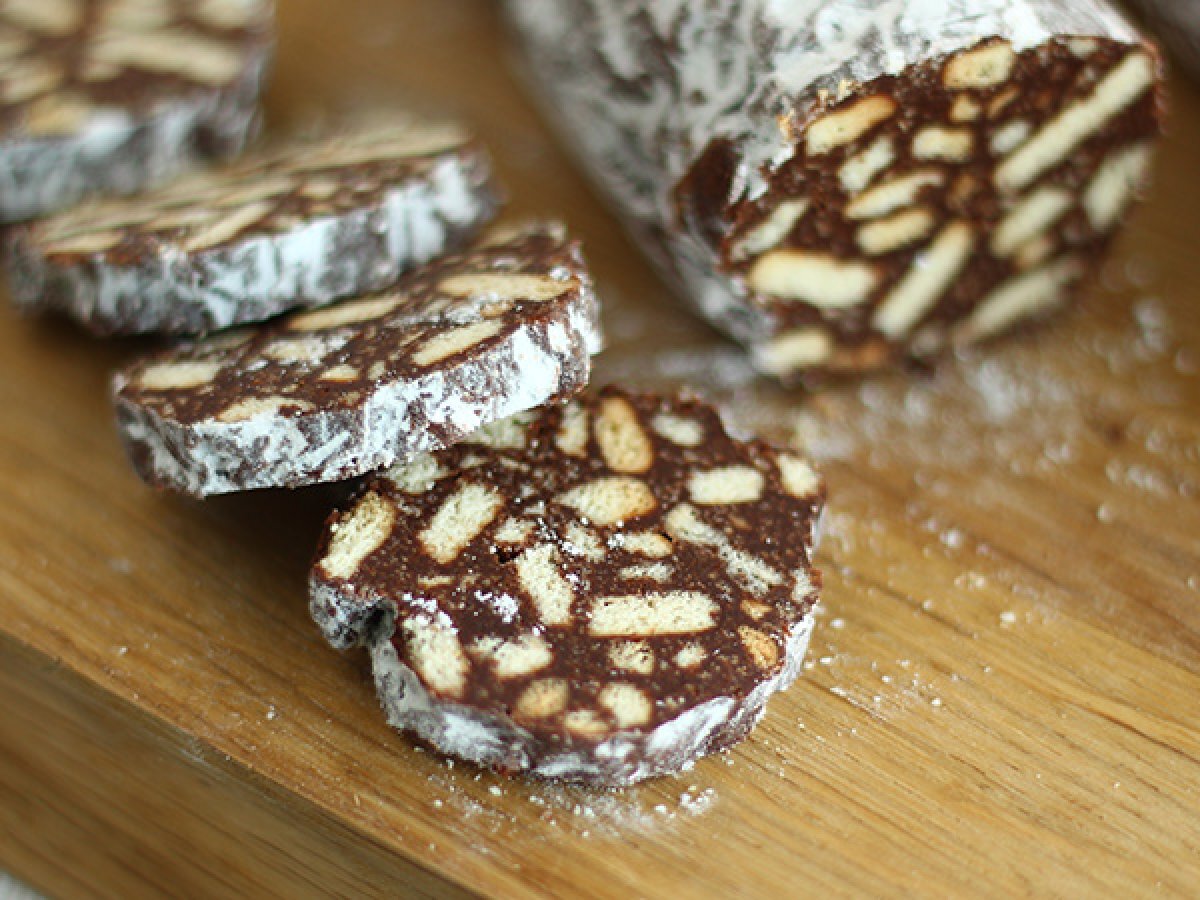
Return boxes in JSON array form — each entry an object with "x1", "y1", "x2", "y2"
[{"x1": 0, "y1": 633, "x2": 478, "y2": 900}]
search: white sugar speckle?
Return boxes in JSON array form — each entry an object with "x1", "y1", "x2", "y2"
[
  {"x1": 475, "y1": 589, "x2": 520, "y2": 623},
  {"x1": 954, "y1": 572, "x2": 989, "y2": 591},
  {"x1": 940, "y1": 528, "x2": 965, "y2": 549}
]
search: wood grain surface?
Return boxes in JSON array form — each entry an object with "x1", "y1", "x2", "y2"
[{"x1": 1, "y1": 1, "x2": 1198, "y2": 897}]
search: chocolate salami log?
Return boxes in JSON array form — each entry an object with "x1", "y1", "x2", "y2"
[
  {"x1": 1127, "y1": 1, "x2": 1200, "y2": 81},
  {"x1": 504, "y1": 1, "x2": 1165, "y2": 380},
  {"x1": 7, "y1": 120, "x2": 500, "y2": 335},
  {"x1": 112, "y1": 224, "x2": 601, "y2": 497},
  {"x1": 310, "y1": 389, "x2": 825, "y2": 786},
  {"x1": 0, "y1": 0, "x2": 273, "y2": 223}
]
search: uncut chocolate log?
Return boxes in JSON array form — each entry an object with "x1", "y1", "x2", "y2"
[
  {"x1": 310, "y1": 389, "x2": 825, "y2": 786},
  {"x1": 504, "y1": 1, "x2": 1165, "y2": 379},
  {"x1": 7, "y1": 120, "x2": 500, "y2": 335},
  {"x1": 112, "y1": 223, "x2": 601, "y2": 497},
  {"x1": 1127, "y1": 1, "x2": 1200, "y2": 81},
  {"x1": 0, "y1": 0, "x2": 273, "y2": 223}
]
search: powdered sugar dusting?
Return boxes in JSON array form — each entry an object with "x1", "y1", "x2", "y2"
[
  {"x1": 602, "y1": 254, "x2": 1195, "y2": 720},
  {"x1": 602, "y1": 268, "x2": 1191, "y2": 486},
  {"x1": 418, "y1": 755, "x2": 721, "y2": 840}
]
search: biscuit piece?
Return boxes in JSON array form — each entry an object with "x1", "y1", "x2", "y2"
[
  {"x1": 310, "y1": 388, "x2": 825, "y2": 787},
  {"x1": 505, "y1": 1, "x2": 1163, "y2": 380},
  {"x1": 0, "y1": 0, "x2": 273, "y2": 222},
  {"x1": 112, "y1": 223, "x2": 601, "y2": 496},
  {"x1": 7, "y1": 119, "x2": 500, "y2": 335}
]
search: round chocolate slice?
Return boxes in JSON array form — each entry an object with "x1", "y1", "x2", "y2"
[
  {"x1": 7, "y1": 119, "x2": 501, "y2": 335},
  {"x1": 111, "y1": 222, "x2": 601, "y2": 496},
  {"x1": 309, "y1": 388, "x2": 825, "y2": 787},
  {"x1": 0, "y1": 0, "x2": 273, "y2": 222}
]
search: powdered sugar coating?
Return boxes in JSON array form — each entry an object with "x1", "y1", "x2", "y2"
[
  {"x1": 112, "y1": 223, "x2": 601, "y2": 496},
  {"x1": 7, "y1": 123, "x2": 500, "y2": 335},
  {"x1": 368, "y1": 608, "x2": 814, "y2": 786},
  {"x1": 0, "y1": 0, "x2": 274, "y2": 221},
  {"x1": 505, "y1": 1, "x2": 1155, "y2": 377},
  {"x1": 506, "y1": 0, "x2": 1136, "y2": 228}
]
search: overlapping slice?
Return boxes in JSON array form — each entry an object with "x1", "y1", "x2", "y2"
[
  {"x1": 0, "y1": 0, "x2": 274, "y2": 222},
  {"x1": 310, "y1": 388, "x2": 825, "y2": 786},
  {"x1": 8, "y1": 119, "x2": 500, "y2": 335},
  {"x1": 112, "y1": 223, "x2": 600, "y2": 496}
]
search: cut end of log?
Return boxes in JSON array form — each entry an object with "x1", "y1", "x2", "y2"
[{"x1": 718, "y1": 36, "x2": 1162, "y2": 381}]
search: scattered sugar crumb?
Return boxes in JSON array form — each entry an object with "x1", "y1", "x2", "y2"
[{"x1": 954, "y1": 572, "x2": 989, "y2": 590}]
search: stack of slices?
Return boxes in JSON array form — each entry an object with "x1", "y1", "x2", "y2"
[{"x1": 0, "y1": 1, "x2": 827, "y2": 786}]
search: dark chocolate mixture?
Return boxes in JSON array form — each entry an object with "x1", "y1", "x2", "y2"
[{"x1": 315, "y1": 388, "x2": 824, "y2": 745}]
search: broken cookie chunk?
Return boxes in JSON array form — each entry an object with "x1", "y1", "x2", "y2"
[
  {"x1": 111, "y1": 223, "x2": 601, "y2": 496},
  {"x1": 0, "y1": 0, "x2": 274, "y2": 222},
  {"x1": 7, "y1": 118, "x2": 499, "y2": 335},
  {"x1": 310, "y1": 388, "x2": 825, "y2": 787}
]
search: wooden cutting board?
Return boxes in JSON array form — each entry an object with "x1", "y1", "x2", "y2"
[{"x1": 2, "y1": 2, "x2": 1198, "y2": 896}]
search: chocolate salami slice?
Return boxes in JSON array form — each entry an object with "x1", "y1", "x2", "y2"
[
  {"x1": 505, "y1": 1, "x2": 1165, "y2": 380},
  {"x1": 309, "y1": 388, "x2": 825, "y2": 786},
  {"x1": 7, "y1": 120, "x2": 501, "y2": 335},
  {"x1": 0, "y1": 0, "x2": 273, "y2": 223},
  {"x1": 1128, "y1": 1, "x2": 1200, "y2": 81},
  {"x1": 111, "y1": 223, "x2": 601, "y2": 497}
]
